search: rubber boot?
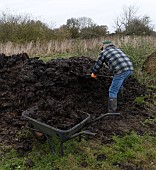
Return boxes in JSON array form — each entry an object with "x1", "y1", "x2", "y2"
[{"x1": 108, "y1": 98, "x2": 117, "y2": 113}]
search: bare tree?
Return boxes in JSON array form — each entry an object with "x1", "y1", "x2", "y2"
[
  {"x1": 114, "y1": 5, "x2": 138, "y2": 33},
  {"x1": 114, "y1": 5, "x2": 154, "y2": 35}
]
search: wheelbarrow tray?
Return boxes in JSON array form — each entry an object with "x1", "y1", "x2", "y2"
[{"x1": 22, "y1": 106, "x2": 92, "y2": 140}]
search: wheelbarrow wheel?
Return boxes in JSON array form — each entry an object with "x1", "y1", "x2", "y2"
[
  {"x1": 28, "y1": 123, "x2": 47, "y2": 143},
  {"x1": 32, "y1": 130, "x2": 47, "y2": 143}
]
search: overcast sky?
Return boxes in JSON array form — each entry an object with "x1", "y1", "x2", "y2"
[{"x1": 0, "y1": 0, "x2": 156, "y2": 33}]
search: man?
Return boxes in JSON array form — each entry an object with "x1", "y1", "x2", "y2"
[{"x1": 91, "y1": 40, "x2": 133, "y2": 113}]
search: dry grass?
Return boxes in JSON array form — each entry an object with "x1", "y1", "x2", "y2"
[{"x1": 1, "y1": 36, "x2": 156, "y2": 57}]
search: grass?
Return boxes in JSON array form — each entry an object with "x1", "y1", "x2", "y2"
[
  {"x1": 134, "y1": 96, "x2": 145, "y2": 104},
  {"x1": 0, "y1": 132, "x2": 156, "y2": 170},
  {"x1": 39, "y1": 53, "x2": 74, "y2": 62}
]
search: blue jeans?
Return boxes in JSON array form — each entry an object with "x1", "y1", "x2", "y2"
[{"x1": 109, "y1": 70, "x2": 132, "y2": 98}]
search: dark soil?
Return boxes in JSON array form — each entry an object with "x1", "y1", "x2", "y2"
[{"x1": 0, "y1": 53, "x2": 155, "y2": 151}]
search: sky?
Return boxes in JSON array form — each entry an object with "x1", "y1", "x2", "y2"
[{"x1": 0, "y1": 0, "x2": 156, "y2": 33}]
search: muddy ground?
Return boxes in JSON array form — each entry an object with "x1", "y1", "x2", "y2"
[{"x1": 0, "y1": 53, "x2": 155, "y2": 153}]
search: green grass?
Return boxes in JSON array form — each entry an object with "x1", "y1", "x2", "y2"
[
  {"x1": 1, "y1": 132, "x2": 156, "y2": 170},
  {"x1": 134, "y1": 96, "x2": 145, "y2": 104},
  {"x1": 38, "y1": 53, "x2": 78, "y2": 62}
]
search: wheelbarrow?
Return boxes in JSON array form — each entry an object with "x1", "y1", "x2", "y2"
[{"x1": 22, "y1": 106, "x2": 120, "y2": 156}]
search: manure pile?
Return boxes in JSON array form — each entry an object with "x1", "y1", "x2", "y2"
[{"x1": 0, "y1": 53, "x2": 155, "y2": 148}]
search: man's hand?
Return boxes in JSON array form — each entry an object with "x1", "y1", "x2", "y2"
[{"x1": 91, "y1": 73, "x2": 97, "y2": 79}]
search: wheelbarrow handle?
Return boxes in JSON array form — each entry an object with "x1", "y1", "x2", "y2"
[
  {"x1": 69, "y1": 130, "x2": 97, "y2": 140},
  {"x1": 86, "y1": 112, "x2": 120, "y2": 126}
]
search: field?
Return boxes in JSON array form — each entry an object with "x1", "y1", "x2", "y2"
[{"x1": 0, "y1": 36, "x2": 156, "y2": 170}]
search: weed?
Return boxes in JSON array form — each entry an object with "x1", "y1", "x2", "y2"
[
  {"x1": 134, "y1": 96, "x2": 145, "y2": 104},
  {"x1": 1, "y1": 132, "x2": 156, "y2": 170}
]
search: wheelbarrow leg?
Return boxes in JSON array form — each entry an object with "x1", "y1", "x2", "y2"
[
  {"x1": 60, "y1": 141, "x2": 65, "y2": 156},
  {"x1": 45, "y1": 134, "x2": 55, "y2": 155},
  {"x1": 59, "y1": 134, "x2": 83, "y2": 156},
  {"x1": 78, "y1": 135, "x2": 82, "y2": 142}
]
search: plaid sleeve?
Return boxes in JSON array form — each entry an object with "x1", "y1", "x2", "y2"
[{"x1": 91, "y1": 52, "x2": 105, "y2": 74}]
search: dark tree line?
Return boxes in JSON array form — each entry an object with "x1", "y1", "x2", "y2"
[
  {"x1": 0, "y1": 12, "x2": 109, "y2": 42},
  {"x1": 0, "y1": 7, "x2": 155, "y2": 43}
]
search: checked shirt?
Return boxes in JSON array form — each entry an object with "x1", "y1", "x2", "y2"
[{"x1": 92, "y1": 45, "x2": 133, "y2": 75}]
